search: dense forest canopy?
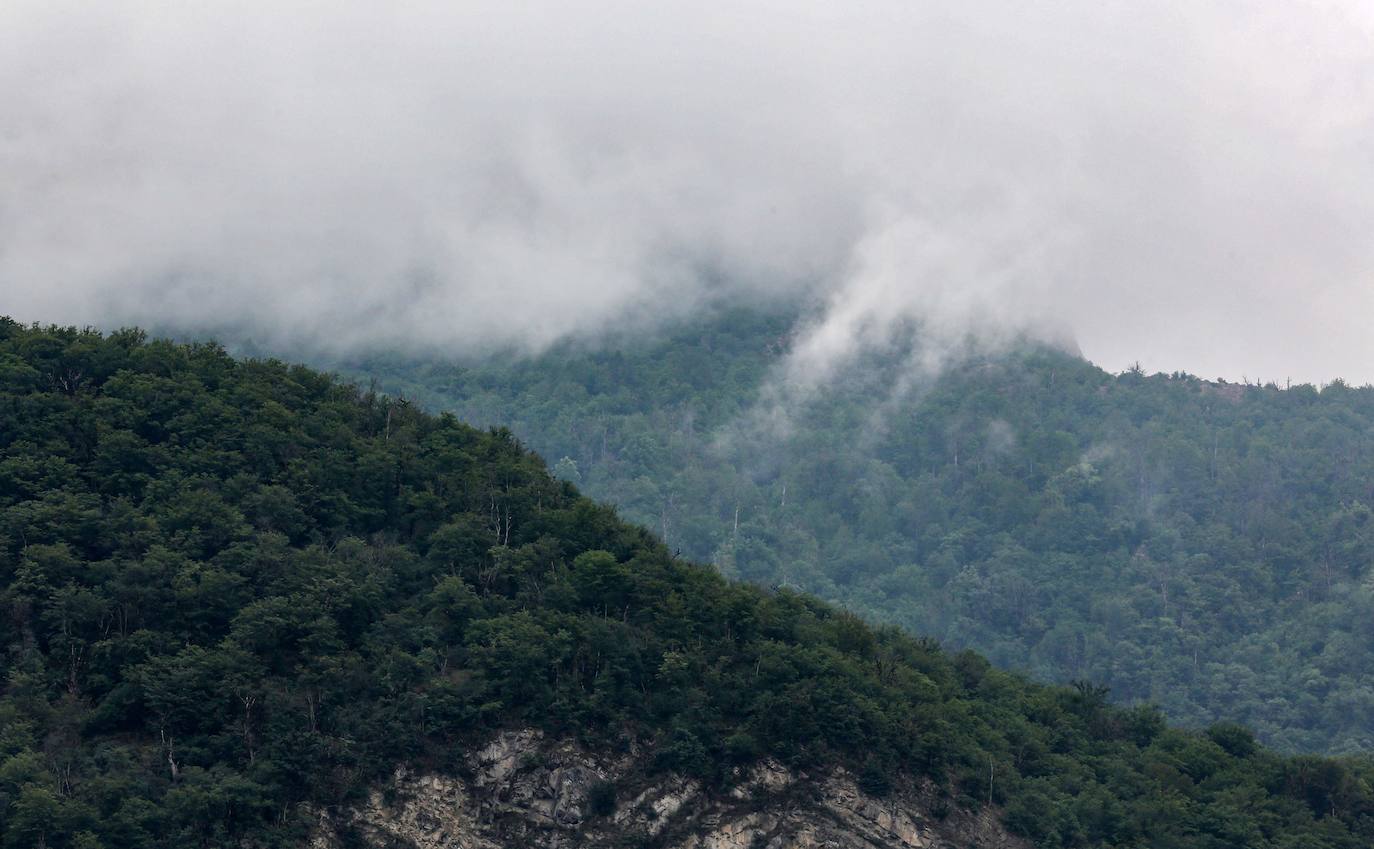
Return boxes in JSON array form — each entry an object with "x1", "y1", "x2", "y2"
[
  {"x1": 3, "y1": 318, "x2": 1374, "y2": 847},
  {"x1": 338, "y1": 307, "x2": 1374, "y2": 756}
]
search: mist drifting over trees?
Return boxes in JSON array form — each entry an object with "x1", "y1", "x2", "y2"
[{"x1": 3, "y1": 2, "x2": 1374, "y2": 382}]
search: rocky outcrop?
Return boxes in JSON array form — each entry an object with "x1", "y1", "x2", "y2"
[{"x1": 309, "y1": 730, "x2": 1026, "y2": 849}]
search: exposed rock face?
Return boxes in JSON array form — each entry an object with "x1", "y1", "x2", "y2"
[{"x1": 310, "y1": 730, "x2": 1027, "y2": 849}]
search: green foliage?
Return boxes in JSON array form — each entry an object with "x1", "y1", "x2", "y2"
[
  {"x1": 587, "y1": 780, "x2": 617, "y2": 817},
  {"x1": 1, "y1": 318, "x2": 1373, "y2": 848},
  {"x1": 339, "y1": 306, "x2": 1374, "y2": 756},
  {"x1": 857, "y1": 760, "x2": 893, "y2": 798}
]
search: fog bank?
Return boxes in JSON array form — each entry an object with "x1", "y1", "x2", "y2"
[{"x1": 2, "y1": 1, "x2": 1371, "y2": 383}]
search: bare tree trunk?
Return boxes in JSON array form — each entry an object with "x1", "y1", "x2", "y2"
[{"x1": 161, "y1": 729, "x2": 180, "y2": 779}]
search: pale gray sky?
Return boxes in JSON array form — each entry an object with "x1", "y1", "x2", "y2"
[{"x1": 2, "y1": 1, "x2": 1371, "y2": 383}]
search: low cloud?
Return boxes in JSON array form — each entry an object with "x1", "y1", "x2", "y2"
[{"x1": 2, "y1": 1, "x2": 1371, "y2": 382}]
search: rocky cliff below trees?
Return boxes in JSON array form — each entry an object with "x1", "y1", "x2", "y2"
[{"x1": 310, "y1": 730, "x2": 1025, "y2": 849}]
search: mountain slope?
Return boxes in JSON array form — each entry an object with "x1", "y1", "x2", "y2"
[
  {"x1": 3, "y1": 319, "x2": 1374, "y2": 848},
  {"x1": 339, "y1": 308, "x2": 1374, "y2": 755}
]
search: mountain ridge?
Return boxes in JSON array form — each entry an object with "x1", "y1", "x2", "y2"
[
  {"x1": 332, "y1": 307, "x2": 1374, "y2": 755},
  {"x1": 3, "y1": 317, "x2": 1374, "y2": 848}
]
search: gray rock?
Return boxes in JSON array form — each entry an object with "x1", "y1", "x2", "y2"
[{"x1": 308, "y1": 730, "x2": 1027, "y2": 849}]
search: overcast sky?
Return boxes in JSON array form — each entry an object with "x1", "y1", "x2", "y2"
[{"x1": 2, "y1": 1, "x2": 1371, "y2": 383}]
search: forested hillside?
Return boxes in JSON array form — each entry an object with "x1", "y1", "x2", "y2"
[
  {"x1": 342, "y1": 307, "x2": 1374, "y2": 755},
  {"x1": 5, "y1": 319, "x2": 1374, "y2": 847}
]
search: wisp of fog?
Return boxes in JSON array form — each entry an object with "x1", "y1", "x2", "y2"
[{"x1": 2, "y1": 1, "x2": 1372, "y2": 383}]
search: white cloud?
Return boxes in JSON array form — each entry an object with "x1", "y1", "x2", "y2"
[{"x1": 1, "y1": 1, "x2": 1371, "y2": 382}]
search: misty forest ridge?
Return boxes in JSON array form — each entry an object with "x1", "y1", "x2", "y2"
[
  {"x1": 337, "y1": 307, "x2": 1374, "y2": 756},
  {"x1": 3, "y1": 321, "x2": 1374, "y2": 849},
  {"x1": 4, "y1": 1, "x2": 1374, "y2": 847}
]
